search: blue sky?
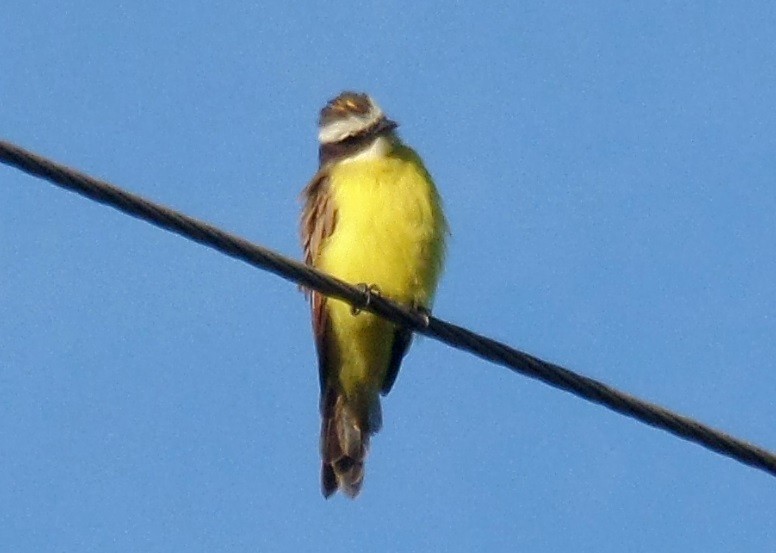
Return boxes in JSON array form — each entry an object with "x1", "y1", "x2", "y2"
[{"x1": 2, "y1": 1, "x2": 775, "y2": 551}]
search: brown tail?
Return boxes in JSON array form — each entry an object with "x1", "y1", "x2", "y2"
[{"x1": 320, "y1": 387, "x2": 379, "y2": 498}]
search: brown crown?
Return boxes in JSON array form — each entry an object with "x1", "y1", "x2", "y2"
[{"x1": 318, "y1": 92, "x2": 375, "y2": 127}]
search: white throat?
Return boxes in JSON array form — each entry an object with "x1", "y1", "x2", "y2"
[{"x1": 343, "y1": 135, "x2": 393, "y2": 162}]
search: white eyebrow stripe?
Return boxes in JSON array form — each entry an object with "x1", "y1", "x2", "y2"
[{"x1": 318, "y1": 104, "x2": 384, "y2": 144}]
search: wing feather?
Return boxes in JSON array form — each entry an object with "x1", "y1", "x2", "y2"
[
  {"x1": 300, "y1": 170, "x2": 338, "y2": 392},
  {"x1": 381, "y1": 327, "x2": 412, "y2": 396}
]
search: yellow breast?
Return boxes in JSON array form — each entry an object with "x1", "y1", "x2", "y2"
[{"x1": 317, "y1": 143, "x2": 447, "y2": 309}]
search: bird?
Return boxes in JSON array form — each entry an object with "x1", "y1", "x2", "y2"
[{"x1": 300, "y1": 91, "x2": 448, "y2": 498}]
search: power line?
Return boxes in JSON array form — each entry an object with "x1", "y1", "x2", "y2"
[{"x1": 2, "y1": 138, "x2": 775, "y2": 479}]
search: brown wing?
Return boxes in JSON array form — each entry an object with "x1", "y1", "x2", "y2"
[
  {"x1": 301, "y1": 169, "x2": 336, "y2": 268},
  {"x1": 300, "y1": 169, "x2": 338, "y2": 392},
  {"x1": 380, "y1": 327, "x2": 413, "y2": 396},
  {"x1": 382, "y1": 302, "x2": 432, "y2": 395}
]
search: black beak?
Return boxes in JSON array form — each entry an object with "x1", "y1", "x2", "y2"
[{"x1": 376, "y1": 118, "x2": 399, "y2": 134}]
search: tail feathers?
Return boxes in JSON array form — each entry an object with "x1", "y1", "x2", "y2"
[{"x1": 320, "y1": 388, "x2": 378, "y2": 498}]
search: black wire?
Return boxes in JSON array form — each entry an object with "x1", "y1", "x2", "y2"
[{"x1": 2, "y1": 138, "x2": 775, "y2": 478}]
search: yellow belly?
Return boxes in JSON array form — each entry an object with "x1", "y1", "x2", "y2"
[{"x1": 317, "y1": 145, "x2": 447, "y2": 396}]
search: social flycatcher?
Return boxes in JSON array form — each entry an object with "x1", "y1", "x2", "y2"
[{"x1": 300, "y1": 92, "x2": 448, "y2": 498}]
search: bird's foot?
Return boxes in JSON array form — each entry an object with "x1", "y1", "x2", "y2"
[
  {"x1": 351, "y1": 283, "x2": 381, "y2": 316},
  {"x1": 412, "y1": 303, "x2": 431, "y2": 328}
]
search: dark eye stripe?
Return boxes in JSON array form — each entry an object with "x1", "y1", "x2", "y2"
[{"x1": 317, "y1": 118, "x2": 398, "y2": 166}]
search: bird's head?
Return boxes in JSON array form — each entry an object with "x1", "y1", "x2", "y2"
[{"x1": 317, "y1": 92, "x2": 398, "y2": 146}]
